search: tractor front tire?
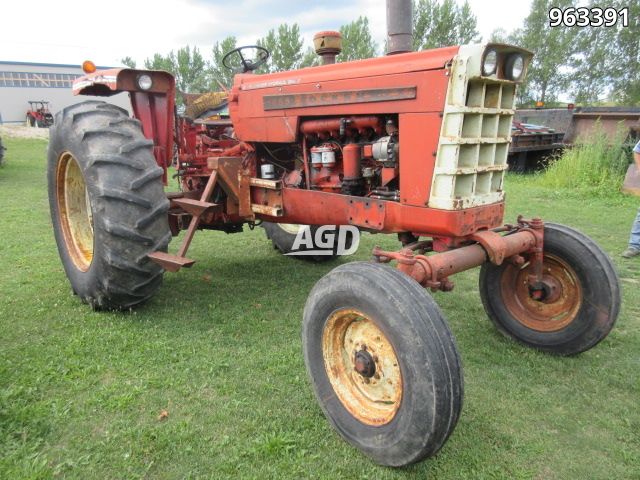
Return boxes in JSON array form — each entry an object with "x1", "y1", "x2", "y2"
[
  {"x1": 303, "y1": 262, "x2": 463, "y2": 466},
  {"x1": 47, "y1": 101, "x2": 171, "y2": 310},
  {"x1": 479, "y1": 223, "x2": 620, "y2": 355}
]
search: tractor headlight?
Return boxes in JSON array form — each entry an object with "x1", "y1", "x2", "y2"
[
  {"x1": 504, "y1": 54, "x2": 525, "y2": 81},
  {"x1": 482, "y1": 49, "x2": 498, "y2": 76},
  {"x1": 137, "y1": 74, "x2": 153, "y2": 90}
]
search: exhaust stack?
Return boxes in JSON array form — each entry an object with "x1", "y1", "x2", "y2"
[{"x1": 386, "y1": 0, "x2": 413, "y2": 55}]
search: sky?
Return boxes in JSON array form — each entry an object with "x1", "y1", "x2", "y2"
[{"x1": 0, "y1": 0, "x2": 532, "y2": 67}]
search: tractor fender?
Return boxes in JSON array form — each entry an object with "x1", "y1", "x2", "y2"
[
  {"x1": 73, "y1": 68, "x2": 175, "y2": 97},
  {"x1": 72, "y1": 68, "x2": 177, "y2": 182}
]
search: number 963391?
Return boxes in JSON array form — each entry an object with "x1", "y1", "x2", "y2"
[{"x1": 548, "y1": 7, "x2": 629, "y2": 27}]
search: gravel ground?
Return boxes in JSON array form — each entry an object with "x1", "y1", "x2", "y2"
[{"x1": 0, "y1": 124, "x2": 50, "y2": 140}]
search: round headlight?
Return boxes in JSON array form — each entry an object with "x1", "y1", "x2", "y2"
[
  {"x1": 137, "y1": 74, "x2": 153, "y2": 90},
  {"x1": 505, "y1": 54, "x2": 524, "y2": 81},
  {"x1": 482, "y1": 49, "x2": 498, "y2": 76}
]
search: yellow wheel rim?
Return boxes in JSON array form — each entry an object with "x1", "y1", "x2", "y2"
[
  {"x1": 322, "y1": 308, "x2": 402, "y2": 426},
  {"x1": 56, "y1": 152, "x2": 94, "y2": 271}
]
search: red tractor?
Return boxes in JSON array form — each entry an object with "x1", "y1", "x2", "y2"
[
  {"x1": 26, "y1": 100, "x2": 54, "y2": 127},
  {"x1": 46, "y1": 2, "x2": 619, "y2": 467}
]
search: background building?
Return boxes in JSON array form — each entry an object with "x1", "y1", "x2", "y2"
[{"x1": 0, "y1": 61, "x2": 130, "y2": 124}]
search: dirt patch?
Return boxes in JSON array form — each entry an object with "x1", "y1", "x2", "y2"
[{"x1": 0, "y1": 125, "x2": 49, "y2": 140}]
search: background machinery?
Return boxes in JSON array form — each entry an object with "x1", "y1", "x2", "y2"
[{"x1": 26, "y1": 100, "x2": 54, "y2": 127}]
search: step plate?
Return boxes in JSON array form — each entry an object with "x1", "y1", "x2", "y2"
[
  {"x1": 147, "y1": 251, "x2": 195, "y2": 272},
  {"x1": 172, "y1": 198, "x2": 221, "y2": 217}
]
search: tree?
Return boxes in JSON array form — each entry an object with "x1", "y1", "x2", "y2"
[
  {"x1": 144, "y1": 46, "x2": 208, "y2": 96},
  {"x1": 484, "y1": 0, "x2": 638, "y2": 106},
  {"x1": 610, "y1": 0, "x2": 640, "y2": 105},
  {"x1": 210, "y1": 36, "x2": 237, "y2": 89},
  {"x1": 144, "y1": 53, "x2": 175, "y2": 73},
  {"x1": 257, "y1": 23, "x2": 307, "y2": 72},
  {"x1": 339, "y1": 16, "x2": 377, "y2": 62},
  {"x1": 488, "y1": 28, "x2": 519, "y2": 43},
  {"x1": 570, "y1": 18, "x2": 616, "y2": 104},
  {"x1": 174, "y1": 46, "x2": 208, "y2": 93},
  {"x1": 413, "y1": 0, "x2": 437, "y2": 50},
  {"x1": 300, "y1": 47, "x2": 319, "y2": 68},
  {"x1": 515, "y1": 0, "x2": 577, "y2": 104},
  {"x1": 120, "y1": 56, "x2": 136, "y2": 68},
  {"x1": 456, "y1": 1, "x2": 481, "y2": 44},
  {"x1": 413, "y1": 0, "x2": 480, "y2": 50}
]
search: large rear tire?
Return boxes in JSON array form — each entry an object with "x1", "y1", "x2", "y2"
[
  {"x1": 47, "y1": 101, "x2": 171, "y2": 310},
  {"x1": 303, "y1": 262, "x2": 463, "y2": 466},
  {"x1": 479, "y1": 223, "x2": 620, "y2": 355}
]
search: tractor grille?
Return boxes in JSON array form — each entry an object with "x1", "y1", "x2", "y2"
[{"x1": 429, "y1": 58, "x2": 516, "y2": 210}]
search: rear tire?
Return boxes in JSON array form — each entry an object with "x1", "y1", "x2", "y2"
[
  {"x1": 263, "y1": 222, "x2": 353, "y2": 262},
  {"x1": 479, "y1": 223, "x2": 620, "y2": 355},
  {"x1": 47, "y1": 101, "x2": 171, "y2": 310},
  {"x1": 303, "y1": 262, "x2": 463, "y2": 466},
  {"x1": 26, "y1": 115, "x2": 35, "y2": 127}
]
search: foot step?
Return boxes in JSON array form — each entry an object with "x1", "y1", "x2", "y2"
[
  {"x1": 249, "y1": 177, "x2": 282, "y2": 190},
  {"x1": 173, "y1": 198, "x2": 221, "y2": 217},
  {"x1": 147, "y1": 251, "x2": 195, "y2": 272}
]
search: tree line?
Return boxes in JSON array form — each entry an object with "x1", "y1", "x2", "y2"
[
  {"x1": 124, "y1": 0, "x2": 638, "y2": 106},
  {"x1": 121, "y1": 16, "x2": 384, "y2": 94},
  {"x1": 492, "y1": 0, "x2": 639, "y2": 106},
  {"x1": 123, "y1": 1, "x2": 479, "y2": 95}
]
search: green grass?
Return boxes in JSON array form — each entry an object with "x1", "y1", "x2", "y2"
[
  {"x1": 1, "y1": 137, "x2": 639, "y2": 479},
  {"x1": 535, "y1": 126, "x2": 630, "y2": 196}
]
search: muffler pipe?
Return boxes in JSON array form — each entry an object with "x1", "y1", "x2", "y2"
[{"x1": 386, "y1": 0, "x2": 413, "y2": 55}]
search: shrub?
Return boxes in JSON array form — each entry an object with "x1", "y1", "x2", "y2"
[{"x1": 536, "y1": 123, "x2": 630, "y2": 196}]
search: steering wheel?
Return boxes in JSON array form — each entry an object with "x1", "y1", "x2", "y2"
[{"x1": 222, "y1": 46, "x2": 270, "y2": 73}]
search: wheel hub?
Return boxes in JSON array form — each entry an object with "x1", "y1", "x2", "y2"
[
  {"x1": 528, "y1": 275, "x2": 562, "y2": 303},
  {"x1": 354, "y1": 348, "x2": 376, "y2": 378},
  {"x1": 501, "y1": 254, "x2": 582, "y2": 332}
]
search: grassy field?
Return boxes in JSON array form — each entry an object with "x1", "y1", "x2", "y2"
[{"x1": 1, "y1": 137, "x2": 638, "y2": 479}]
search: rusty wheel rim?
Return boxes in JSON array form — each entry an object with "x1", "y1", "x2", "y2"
[
  {"x1": 56, "y1": 152, "x2": 94, "y2": 271},
  {"x1": 322, "y1": 308, "x2": 402, "y2": 426},
  {"x1": 501, "y1": 254, "x2": 582, "y2": 332}
]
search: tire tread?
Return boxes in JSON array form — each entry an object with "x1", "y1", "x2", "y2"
[{"x1": 48, "y1": 100, "x2": 170, "y2": 310}]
